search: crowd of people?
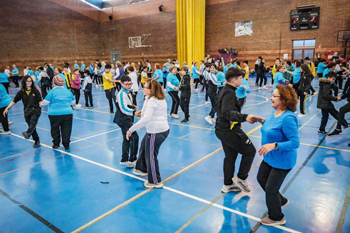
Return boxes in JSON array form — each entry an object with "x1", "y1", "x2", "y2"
[{"x1": 0, "y1": 54, "x2": 349, "y2": 227}]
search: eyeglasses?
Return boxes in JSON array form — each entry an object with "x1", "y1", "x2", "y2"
[
  {"x1": 26, "y1": 80, "x2": 33, "y2": 83},
  {"x1": 122, "y1": 82, "x2": 133, "y2": 86}
]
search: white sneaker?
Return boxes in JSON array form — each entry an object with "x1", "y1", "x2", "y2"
[
  {"x1": 258, "y1": 87, "x2": 262, "y2": 90},
  {"x1": 205, "y1": 101, "x2": 211, "y2": 104},
  {"x1": 263, "y1": 86, "x2": 268, "y2": 89},
  {"x1": 8, "y1": 121, "x2": 14, "y2": 126},
  {"x1": 172, "y1": 114, "x2": 180, "y2": 119},
  {"x1": 133, "y1": 169, "x2": 148, "y2": 177},
  {"x1": 127, "y1": 161, "x2": 136, "y2": 168},
  {"x1": 298, "y1": 114, "x2": 306, "y2": 118},
  {"x1": 76, "y1": 104, "x2": 82, "y2": 108},
  {"x1": 211, "y1": 117, "x2": 216, "y2": 124},
  {"x1": 120, "y1": 161, "x2": 128, "y2": 166},
  {"x1": 0, "y1": 131, "x2": 11, "y2": 135},
  {"x1": 221, "y1": 183, "x2": 241, "y2": 193},
  {"x1": 205, "y1": 116, "x2": 214, "y2": 125},
  {"x1": 164, "y1": 89, "x2": 166, "y2": 92},
  {"x1": 96, "y1": 85, "x2": 99, "y2": 88},
  {"x1": 144, "y1": 181, "x2": 164, "y2": 188},
  {"x1": 100, "y1": 84, "x2": 103, "y2": 87},
  {"x1": 234, "y1": 176, "x2": 250, "y2": 192}
]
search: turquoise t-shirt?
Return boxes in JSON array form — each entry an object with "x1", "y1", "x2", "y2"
[
  {"x1": 153, "y1": 69, "x2": 164, "y2": 83},
  {"x1": 166, "y1": 73, "x2": 180, "y2": 92},
  {"x1": 0, "y1": 73, "x2": 9, "y2": 83},
  {"x1": 74, "y1": 64, "x2": 79, "y2": 69},
  {"x1": 192, "y1": 67, "x2": 199, "y2": 79},
  {"x1": 45, "y1": 86, "x2": 75, "y2": 115},
  {"x1": 27, "y1": 70, "x2": 34, "y2": 76},
  {"x1": 317, "y1": 63, "x2": 326, "y2": 74},
  {"x1": 12, "y1": 68, "x2": 19, "y2": 76},
  {"x1": 216, "y1": 71, "x2": 225, "y2": 87},
  {"x1": 0, "y1": 84, "x2": 12, "y2": 108},
  {"x1": 293, "y1": 67, "x2": 301, "y2": 83}
]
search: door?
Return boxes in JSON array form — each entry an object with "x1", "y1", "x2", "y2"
[{"x1": 110, "y1": 50, "x2": 121, "y2": 64}]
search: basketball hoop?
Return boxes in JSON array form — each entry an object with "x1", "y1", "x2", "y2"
[{"x1": 128, "y1": 34, "x2": 151, "y2": 49}]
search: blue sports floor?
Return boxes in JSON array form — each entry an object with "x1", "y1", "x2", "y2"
[{"x1": 1, "y1": 76, "x2": 350, "y2": 233}]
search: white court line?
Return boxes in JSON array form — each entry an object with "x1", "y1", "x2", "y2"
[
  {"x1": 8, "y1": 132, "x2": 300, "y2": 233},
  {"x1": 70, "y1": 128, "x2": 120, "y2": 144}
]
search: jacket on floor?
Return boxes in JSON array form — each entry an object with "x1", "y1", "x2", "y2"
[
  {"x1": 317, "y1": 78, "x2": 338, "y2": 109},
  {"x1": 216, "y1": 84, "x2": 248, "y2": 131},
  {"x1": 14, "y1": 88, "x2": 42, "y2": 117},
  {"x1": 298, "y1": 73, "x2": 313, "y2": 94},
  {"x1": 180, "y1": 74, "x2": 191, "y2": 98}
]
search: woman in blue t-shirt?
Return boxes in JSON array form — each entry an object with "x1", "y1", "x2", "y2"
[
  {"x1": 166, "y1": 66, "x2": 180, "y2": 119},
  {"x1": 256, "y1": 85, "x2": 300, "y2": 227},
  {"x1": 0, "y1": 69, "x2": 10, "y2": 93},
  {"x1": 41, "y1": 75, "x2": 75, "y2": 150}
]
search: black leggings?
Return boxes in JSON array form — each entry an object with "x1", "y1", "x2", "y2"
[
  {"x1": 0, "y1": 106, "x2": 9, "y2": 131},
  {"x1": 73, "y1": 88, "x2": 80, "y2": 104},
  {"x1": 194, "y1": 78, "x2": 201, "y2": 89},
  {"x1": 1, "y1": 82, "x2": 9, "y2": 94},
  {"x1": 168, "y1": 91, "x2": 179, "y2": 115},
  {"x1": 336, "y1": 102, "x2": 350, "y2": 130},
  {"x1": 320, "y1": 108, "x2": 347, "y2": 131},
  {"x1": 299, "y1": 92, "x2": 307, "y2": 115},
  {"x1": 258, "y1": 74, "x2": 267, "y2": 87},
  {"x1": 163, "y1": 78, "x2": 167, "y2": 89},
  {"x1": 207, "y1": 89, "x2": 217, "y2": 118},
  {"x1": 25, "y1": 113, "x2": 41, "y2": 142}
]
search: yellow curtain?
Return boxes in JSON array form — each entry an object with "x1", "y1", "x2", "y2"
[{"x1": 176, "y1": 0, "x2": 205, "y2": 69}]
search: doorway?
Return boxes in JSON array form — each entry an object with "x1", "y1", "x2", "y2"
[{"x1": 110, "y1": 50, "x2": 121, "y2": 64}]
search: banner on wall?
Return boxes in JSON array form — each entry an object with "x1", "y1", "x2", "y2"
[{"x1": 235, "y1": 21, "x2": 253, "y2": 37}]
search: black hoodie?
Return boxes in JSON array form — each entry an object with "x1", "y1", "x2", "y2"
[
  {"x1": 317, "y1": 78, "x2": 337, "y2": 109},
  {"x1": 13, "y1": 88, "x2": 42, "y2": 117}
]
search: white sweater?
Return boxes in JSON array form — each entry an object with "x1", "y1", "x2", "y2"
[
  {"x1": 129, "y1": 96, "x2": 169, "y2": 134},
  {"x1": 128, "y1": 71, "x2": 139, "y2": 92}
]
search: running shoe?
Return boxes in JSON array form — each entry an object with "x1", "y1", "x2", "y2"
[
  {"x1": 144, "y1": 181, "x2": 164, "y2": 188},
  {"x1": 205, "y1": 116, "x2": 213, "y2": 125},
  {"x1": 0, "y1": 131, "x2": 11, "y2": 135},
  {"x1": 221, "y1": 183, "x2": 241, "y2": 193},
  {"x1": 120, "y1": 161, "x2": 128, "y2": 166},
  {"x1": 318, "y1": 130, "x2": 326, "y2": 134},
  {"x1": 260, "y1": 217, "x2": 286, "y2": 226},
  {"x1": 33, "y1": 141, "x2": 40, "y2": 148},
  {"x1": 281, "y1": 199, "x2": 290, "y2": 208},
  {"x1": 133, "y1": 169, "x2": 148, "y2": 177},
  {"x1": 297, "y1": 114, "x2": 306, "y2": 118},
  {"x1": 181, "y1": 118, "x2": 189, "y2": 123},
  {"x1": 8, "y1": 121, "x2": 14, "y2": 126},
  {"x1": 328, "y1": 129, "x2": 342, "y2": 136},
  {"x1": 234, "y1": 177, "x2": 251, "y2": 192},
  {"x1": 127, "y1": 161, "x2": 136, "y2": 168},
  {"x1": 22, "y1": 131, "x2": 30, "y2": 139}
]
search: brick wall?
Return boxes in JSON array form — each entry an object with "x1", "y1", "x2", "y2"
[
  {"x1": 98, "y1": 11, "x2": 177, "y2": 66},
  {"x1": 0, "y1": 0, "x2": 103, "y2": 74},
  {"x1": 206, "y1": 0, "x2": 350, "y2": 66}
]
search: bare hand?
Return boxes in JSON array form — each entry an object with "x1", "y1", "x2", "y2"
[
  {"x1": 243, "y1": 86, "x2": 248, "y2": 91},
  {"x1": 258, "y1": 143, "x2": 275, "y2": 156},
  {"x1": 3, "y1": 108, "x2": 9, "y2": 117},
  {"x1": 126, "y1": 130, "x2": 132, "y2": 140},
  {"x1": 304, "y1": 92, "x2": 307, "y2": 96},
  {"x1": 135, "y1": 110, "x2": 141, "y2": 117},
  {"x1": 246, "y1": 115, "x2": 263, "y2": 124},
  {"x1": 288, "y1": 84, "x2": 293, "y2": 87}
]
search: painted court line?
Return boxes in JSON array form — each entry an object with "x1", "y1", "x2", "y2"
[
  {"x1": 70, "y1": 128, "x2": 120, "y2": 144},
  {"x1": 335, "y1": 184, "x2": 350, "y2": 233}
]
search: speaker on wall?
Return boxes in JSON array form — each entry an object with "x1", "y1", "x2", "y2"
[
  {"x1": 109, "y1": 15, "x2": 113, "y2": 21},
  {"x1": 159, "y1": 5, "x2": 164, "y2": 12}
]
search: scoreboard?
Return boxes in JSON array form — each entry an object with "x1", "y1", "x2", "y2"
[{"x1": 290, "y1": 7, "x2": 320, "y2": 31}]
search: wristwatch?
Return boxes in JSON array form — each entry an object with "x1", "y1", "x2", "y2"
[{"x1": 274, "y1": 142, "x2": 279, "y2": 150}]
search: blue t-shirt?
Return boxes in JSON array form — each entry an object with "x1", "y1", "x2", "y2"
[
  {"x1": 166, "y1": 73, "x2": 180, "y2": 92},
  {"x1": 293, "y1": 67, "x2": 301, "y2": 83},
  {"x1": 45, "y1": 86, "x2": 75, "y2": 115},
  {"x1": 317, "y1": 63, "x2": 326, "y2": 74},
  {"x1": 323, "y1": 68, "x2": 331, "y2": 78},
  {"x1": 74, "y1": 64, "x2": 79, "y2": 69},
  {"x1": 192, "y1": 67, "x2": 199, "y2": 79},
  {"x1": 261, "y1": 110, "x2": 300, "y2": 169},
  {"x1": 223, "y1": 65, "x2": 229, "y2": 74},
  {"x1": 162, "y1": 67, "x2": 169, "y2": 79},
  {"x1": 236, "y1": 78, "x2": 251, "y2": 99},
  {"x1": 0, "y1": 84, "x2": 12, "y2": 108},
  {"x1": 0, "y1": 73, "x2": 9, "y2": 83},
  {"x1": 12, "y1": 68, "x2": 19, "y2": 76},
  {"x1": 89, "y1": 65, "x2": 94, "y2": 74},
  {"x1": 216, "y1": 71, "x2": 225, "y2": 88},
  {"x1": 273, "y1": 72, "x2": 286, "y2": 90},
  {"x1": 81, "y1": 64, "x2": 86, "y2": 71},
  {"x1": 35, "y1": 71, "x2": 40, "y2": 85},
  {"x1": 153, "y1": 69, "x2": 164, "y2": 83},
  {"x1": 27, "y1": 70, "x2": 34, "y2": 76},
  {"x1": 186, "y1": 65, "x2": 191, "y2": 76}
]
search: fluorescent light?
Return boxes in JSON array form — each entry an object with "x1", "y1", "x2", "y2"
[{"x1": 80, "y1": 0, "x2": 102, "y2": 10}]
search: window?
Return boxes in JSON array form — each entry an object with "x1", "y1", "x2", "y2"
[{"x1": 292, "y1": 39, "x2": 316, "y2": 61}]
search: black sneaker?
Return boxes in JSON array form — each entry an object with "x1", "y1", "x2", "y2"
[
  {"x1": 343, "y1": 124, "x2": 350, "y2": 130},
  {"x1": 328, "y1": 129, "x2": 342, "y2": 136},
  {"x1": 318, "y1": 130, "x2": 326, "y2": 134},
  {"x1": 22, "y1": 131, "x2": 30, "y2": 139},
  {"x1": 181, "y1": 118, "x2": 189, "y2": 123},
  {"x1": 52, "y1": 145, "x2": 59, "y2": 149},
  {"x1": 33, "y1": 141, "x2": 40, "y2": 148},
  {"x1": 64, "y1": 146, "x2": 70, "y2": 150}
]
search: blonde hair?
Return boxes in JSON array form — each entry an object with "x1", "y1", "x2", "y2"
[{"x1": 101, "y1": 61, "x2": 106, "y2": 66}]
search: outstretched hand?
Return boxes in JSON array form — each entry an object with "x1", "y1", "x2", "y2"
[
  {"x1": 126, "y1": 130, "x2": 132, "y2": 140},
  {"x1": 246, "y1": 115, "x2": 265, "y2": 124}
]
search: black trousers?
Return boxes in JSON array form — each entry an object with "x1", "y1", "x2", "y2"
[
  {"x1": 180, "y1": 96, "x2": 190, "y2": 119},
  {"x1": 238, "y1": 97, "x2": 247, "y2": 110},
  {"x1": 25, "y1": 113, "x2": 40, "y2": 142},
  {"x1": 132, "y1": 92, "x2": 138, "y2": 106},
  {"x1": 119, "y1": 124, "x2": 139, "y2": 162},
  {"x1": 1, "y1": 82, "x2": 9, "y2": 94},
  {"x1": 271, "y1": 74, "x2": 274, "y2": 85},
  {"x1": 257, "y1": 160, "x2": 291, "y2": 221},
  {"x1": 135, "y1": 129, "x2": 169, "y2": 184},
  {"x1": 115, "y1": 82, "x2": 121, "y2": 92},
  {"x1": 10, "y1": 76, "x2": 19, "y2": 87},
  {"x1": 84, "y1": 91, "x2": 93, "y2": 107},
  {"x1": 336, "y1": 102, "x2": 350, "y2": 130},
  {"x1": 0, "y1": 106, "x2": 9, "y2": 131},
  {"x1": 320, "y1": 108, "x2": 348, "y2": 131},
  {"x1": 215, "y1": 128, "x2": 256, "y2": 185},
  {"x1": 93, "y1": 74, "x2": 99, "y2": 84},
  {"x1": 317, "y1": 73, "x2": 323, "y2": 78},
  {"x1": 73, "y1": 88, "x2": 80, "y2": 104},
  {"x1": 49, "y1": 114, "x2": 73, "y2": 147},
  {"x1": 41, "y1": 84, "x2": 50, "y2": 99},
  {"x1": 258, "y1": 73, "x2": 267, "y2": 87},
  {"x1": 105, "y1": 88, "x2": 116, "y2": 112},
  {"x1": 310, "y1": 76, "x2": 316, "y2": 93},
  {"x1": 207, "y1": 89, "x2": 217, "y2": 118},
  {"x1": 336, "y1": 75, "x2": 344, "y2": 89},
  {"x1": 255, "y1": 75, "x2": 260, "y2": 85},
  {"x1": 194, "y1": 79, "x2": 201, "y2": 89},
  {"x1": 299, "y1": 92, "x2": 307, "y2": 115},
  {"x1": 168, "y1": 91, "x2": 179, "y2": 115},
  {"x1": 202, "y1": 80, "x2": 209, "y2": 101},
  {"x1": 163, "y1": 78, "x2": 167, "y2": 89},
  {"x1": 98, "y1": 75, "x2": 103, "y2": 85}
]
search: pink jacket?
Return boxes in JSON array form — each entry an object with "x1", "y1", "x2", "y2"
[{"x1": 72, "y1": 74, "x2": 81, "y2": 89}]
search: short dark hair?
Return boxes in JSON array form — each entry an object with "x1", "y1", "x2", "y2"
[
  {"x1": 327, "y1": 62, "x2": 336, "y2": 68},
  {"x1": 121, "y1": 75, "x2": 131, "y2": 82},
  {"x1": 294, "y1": 60, "x2": 301, "y2": 67},
  {"x1": 287, "y1": 61, "x2": 292, "y2": 66},
  {"x1": 38, "y1": 67, "x2": 44, "y2": 71},
  {"x1": 63, "y1": 65, "x2": 69, "y2": 69},
  {"x1": 83, "y1": 70, "x2": 89, "y2": 75},
  {"x1": 304, "y1": 57, "x2": 310, "y2": 61},
  {"x1": 105, "y1": 64, "x2": 111, "y2": 69},
  {"x1": 326, "y1": 71, "x2": 337, "y2": 79},
  {"x1": 225, "y1": 68, "x2": 243, "y2": 82},
  {"x1": 205, "y1": 64, "x2": 211, "y2": 68},
  {"x1": 127, "y1": 66, "x2": 135, "y2": 72},
  {"x1": 244, "y1": 60, "x2": 248, "y2": 64},
  {"x1": 181, "y1": 66, "x2": 189, "y2": 72}
]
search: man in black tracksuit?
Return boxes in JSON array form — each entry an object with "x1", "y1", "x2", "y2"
[
  {"x1": 179, "y1": 66, "x2": 191, "y2": 123},
  {"x1": 215, "y1": 68, "x2": 262, "y2": 193}
]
